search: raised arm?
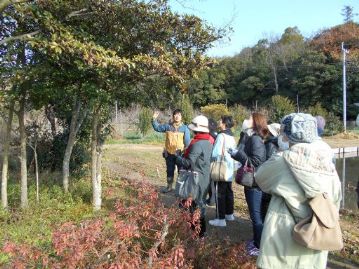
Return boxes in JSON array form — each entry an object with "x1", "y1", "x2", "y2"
[{"x1": 151, "y1": 111, "x2": 170, "y2": 133}]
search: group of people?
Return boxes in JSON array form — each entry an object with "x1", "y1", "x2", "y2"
[{"x1": 152, "y1": 109, "x2": 342, "y2": 269}]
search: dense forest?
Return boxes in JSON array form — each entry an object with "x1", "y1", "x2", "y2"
[{"x1": 150, "y1": 23, "x2": 359, "y2": 120}]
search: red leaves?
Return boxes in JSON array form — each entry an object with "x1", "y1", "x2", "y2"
[{"x1": 2, "y1": 179, "x2": 255, "y2": 268}]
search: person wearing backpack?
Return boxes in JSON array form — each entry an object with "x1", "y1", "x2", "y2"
[
  {"x1": 255, "y1": 113, "x2": 342, "y2": 269},
  {"x1": 152, "y1": 109, "x2": 190, "y2": 193}
]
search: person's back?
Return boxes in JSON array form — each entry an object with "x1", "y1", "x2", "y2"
[{"x1": 255, "y1": 113, "x2": 342, "y2": 269}]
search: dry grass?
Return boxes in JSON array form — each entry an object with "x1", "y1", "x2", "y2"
[{"x1": 323, "y1": 132, "x2": 359, "y2": 148}]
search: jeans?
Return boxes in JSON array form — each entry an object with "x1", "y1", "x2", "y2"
[
  {"x1": 244, "y1": 187, "x2": 264, "y2": 248},
  {"x1": 165, "y1": 154, "x2": 180, "y2": 183},
  {"x1": 215, "y1": 181, "x2": 234, "y2": 219}
]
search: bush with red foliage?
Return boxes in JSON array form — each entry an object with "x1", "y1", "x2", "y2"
[{"x1": 2, "y1": 180, "x2": 255, "y2": 268}]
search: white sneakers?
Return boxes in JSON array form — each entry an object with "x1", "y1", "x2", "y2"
[
  {"x1": 209, "y1": 215, "x2": 235, "y2": 227},
  {"x1": 225, "y1": 214, "x2": 235, "y2": 221},
  {"x1": 209, "y1": 219, "x2": 226, "y2": 227}
]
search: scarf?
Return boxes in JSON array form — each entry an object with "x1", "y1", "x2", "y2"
[
  {"x1": 172, "y1": 121, "x2": 182, "y2": 130},
  {"x1": 219, "y1": 128, "x2": 234, "y2": 136},
  {"x1": 184, "y1": 133, "x2": 214, "y2": 158}
]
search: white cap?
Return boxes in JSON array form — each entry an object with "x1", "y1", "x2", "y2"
[
  {"x1": 268, "y1": 123, "x2": 281, "y2": 137},
  {"x1": 188, "y1": 115, "x2": 209, "y2": 133}
]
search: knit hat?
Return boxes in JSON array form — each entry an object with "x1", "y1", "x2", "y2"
[{"x1": 281, "y1": 113, "x2": 319, "y2": 144}]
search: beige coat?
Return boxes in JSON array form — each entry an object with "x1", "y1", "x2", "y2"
[{"x1": 255, "y1": 140, "x2": 341, "y2": 269}]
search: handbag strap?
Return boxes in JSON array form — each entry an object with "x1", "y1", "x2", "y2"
[{"x1": 220, "y1": 134, "x2": 226, "y2": 157}]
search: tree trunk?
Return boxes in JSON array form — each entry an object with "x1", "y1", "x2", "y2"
[
  {"x1": 18, "y1": 98, "x2": 28, "y2": 208},
  {"x1": 91, "y1": 108, "x2": 102, "y2": 211},
  {"x1": 272, "y1": 64, "x2": 279, "y2": 93},
  {"x1": 45, "y1": 105, "x2": 57, "y2": 137},
  {"x1": 34, "y1": 144, "x2": 39, "y2": 203},
  {"x1": 62, "y1": 98, "x2": 82, "y2": 192},
  {"x1": 1, "y1": 100, "x2": 14, "y2": 209}
]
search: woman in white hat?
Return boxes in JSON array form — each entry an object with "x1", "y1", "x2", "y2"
[{"x1": 176, "y1": 115, "x2": 215, "y2": 237}]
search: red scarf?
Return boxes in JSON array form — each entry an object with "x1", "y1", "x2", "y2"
[{"x1": 184, "y1": 133, "x2": 215, "y2": 157}]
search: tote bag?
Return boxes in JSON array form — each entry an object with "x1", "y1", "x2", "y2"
[
  {"x1": 175, "y1": 169, "x2": 200, "y2": 200},
  {"x1": 210, "y1": 136, "x2": 229, "y2": 182},
  {"x1": 292, "y1": 193, "x2": 343, "y2": 251}
]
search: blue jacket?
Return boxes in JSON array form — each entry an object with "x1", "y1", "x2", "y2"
[{"x1": 152, "y1": 120, "x2": 190, "y2": 148}]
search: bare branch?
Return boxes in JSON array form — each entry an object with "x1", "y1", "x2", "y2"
[
  {"x1": 147, "y1": 217, "x2": 169, "y2": 268},
  {"x1": 0, "y1": 30, "x2": 40, "y2": 46},
  {"x1": 66, "y1": 8, "x2": 95, "y2": 20},
  {"x1": 0, "y1": 0, "x2": 29, "y2": 14}
]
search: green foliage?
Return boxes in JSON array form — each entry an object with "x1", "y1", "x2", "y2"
[
  {"x1": 137, "y1": 107, "x2": 153, "y2": 136},
  {"x1": 107, "y1": 130, "x2": 164, "y2": 145},
  {"x1": 200, "y1": 104, "x2": 229, "y2": 121},
  {"x1": 325, "y1": 112, "x2": 344, "y2": 135},
  {"x1": 38, "y1": 132, "x2": 90, "y2": 174},
  {"x1": 0, "y1": 178, "x2": 93, "y2": 249},
  {"x1": 306, "y1": 103, "x2": 329, "y2": 118},
  {"x1": 229, "y1": 104, "x2": 250, "y2": 128},
  {"x1": 270, "y1": 95, "x2": 296, "y2": 122},
  {"x1": 179, "y1": 94, "x2": 194, "y2": 124}
]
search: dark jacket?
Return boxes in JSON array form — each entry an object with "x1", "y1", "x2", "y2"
[
  {"x1": 264, "y1": 136, "x2": 278, "y2": 160},
  {"x1": 176, "y1": 140, "x2": 213, "y2": 201},
  {"x1": 232, "y1": 133, "x2": 266, "y2": 169}
]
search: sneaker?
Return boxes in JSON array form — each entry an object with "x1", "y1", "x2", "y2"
[
  {"x1": 225, "y1": 214, "x2": 235, "y2": 221},
  {"x1": 246, "y1": 241, "x2": 260, "y2": 256},
  {"x1": 246, "y1": 240, "x2": 255, "y2": 251},
  {"x1": 208, "y1": 219, "x2": 226, "y2": 227},
  {"x1": 247, "y1": 245, "x2": 260, "y2": 256}
]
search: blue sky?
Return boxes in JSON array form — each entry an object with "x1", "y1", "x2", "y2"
[{"x1": 169, "y1": 0, "x2": 359, "y2": 57}]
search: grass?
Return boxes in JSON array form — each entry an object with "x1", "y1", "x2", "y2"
[{"x1": 107, "y1": 130, "x2": 164, "y2": 145}]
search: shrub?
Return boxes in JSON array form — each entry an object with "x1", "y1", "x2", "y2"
[
  {"x1": 325, "y1": 112, "x2": 343, "y2": 135},
  {"x1": 137, "y1": 107, "x2": 153, "y2": 136},
  {"x1": 1, "y1": 180, "x2": 200, "y2": 268},
  {"x1": 200, "y1": 104, "x2": 229, "y2": 121},
  {"x1": 270, "y1": 95, "x2": 296, "y2": 122},
  {"x1": 229, "y1": 104, "x2": 250, "y2": 128},
  {"x1": 36, "y1": 132, "x2": 90, "y2": 175},
  {"x1": 179, "y1": 94, "x2": 194, "y2": 124},
  {"x1": 306, "y1": 103, "x2": 329, "y2": 118}
]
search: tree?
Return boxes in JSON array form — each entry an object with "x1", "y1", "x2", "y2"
[
  {"x1": 341, "y1": 6, "x2": 357, "y2": 23},
  {"x1": 1, "y1": 0, "x2": 225, "y2": 210}
]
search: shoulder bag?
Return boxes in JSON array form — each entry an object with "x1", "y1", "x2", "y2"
[
  {"x1": 235, "y1": 159, "x2": 255, "y2": 187},
  {"x1": 175, "y1": 169, "x2": 200, "y2": 200},
  {"x1": 286, "y1": 193, "x2": 343, "y2": 251},
  {"x1": 210, "y1": 135, "x2": 229, "y2": 182}
]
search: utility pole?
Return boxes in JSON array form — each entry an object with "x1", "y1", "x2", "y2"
[
  {"x1": 296, "y1": 93, "x2": 299, "y2": 113},
  {"x1": 342, "y1": 42, "x2": 349, "y2": 132}
]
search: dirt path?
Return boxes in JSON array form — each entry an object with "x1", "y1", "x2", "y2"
[{"x1": 103, "y1": 143, "x2": 359, "y2": 269}]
